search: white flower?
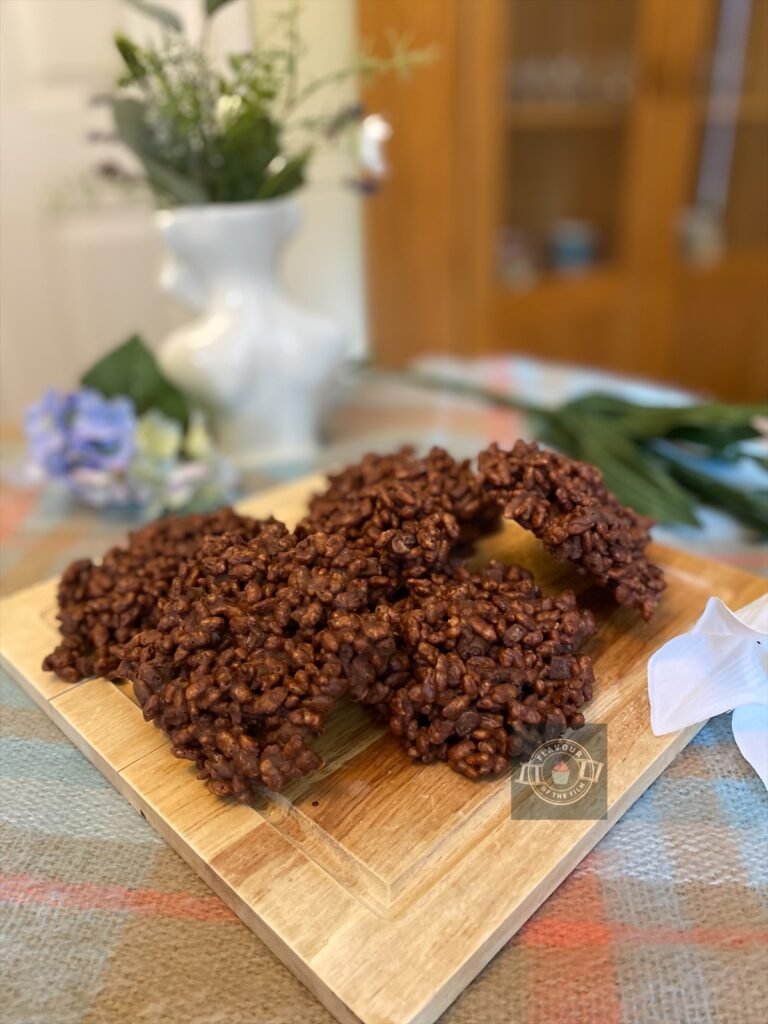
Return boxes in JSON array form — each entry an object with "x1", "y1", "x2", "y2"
[
  {"x1": 134, "y1": 410, "x2": 183, "y2": 461},
  {"x1": 183, "y1": 410, "x2": 214, "y2": 461},
  {"x1": 267, "y1": 154, "x2": 287, "y2": 176},
  {"x1": 163, "y1": 461, "x2": 210, "y2": 510},
  {"x1": 359, "y1": 114, "x2": 392, "y2": 178},
  {"x1": 215, "y1": 93, "x2": 242, "y2": 127}
]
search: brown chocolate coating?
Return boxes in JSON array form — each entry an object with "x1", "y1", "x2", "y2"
[
  {"x1": 298, "y1": 446, "x2": 501, "y2": 582},
  {"x1": 384, "y1": 562, "x2": 596, "y2": 778},
  {"x1": 117, "y1": 528, "x2": 404, "y2": 796},
  {"x1": 479, "y1": 441, "x2": 665, "y2": 620},
  {"x1": 42, "y1": 508, "x2": 276, "y2": 683}
]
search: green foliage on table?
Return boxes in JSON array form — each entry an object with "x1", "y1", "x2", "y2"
[
  {"x1": 394, "y1": 372, "x2": 768, "y2": 534},
  {"x1": 108, "y1": 0, "x2": 432, "y2": 206},
  {"x1": 534, "y1": 394, "x2": 768, "y2": 531},
  {"x1": 81, "y1": 335, "x2": 191, "y2": 426}
]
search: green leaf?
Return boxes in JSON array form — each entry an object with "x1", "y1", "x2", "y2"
[
  {"x1": 112, "y1": 95, "x2": 147, "y2": 139},
  {"x1": 112, "y1": 96, "x2": 158, "y2": 164},
  {"x1": 665, "y1": 422, "x2": 761, "y2": 452},
  {"x1": 745, "y1": 452, "x2": 768, "y2": 472},
  {"x1": 114, "y1": 33, "x2": 146, "y2": 81},
  {"x1": 654, "y1": 454, "x2": 768, "y2": 535},
  {"x1": 123, "y1": 0, "x2": 183, "y2": 32},
  {"x1": 112, "y1": 97, "x2": 208, "y2": 205},
  {"x1": 209, "y1": 107, "x2": 281, "y2": 202},
  {"x1": 532, "y1": 414, "x2": 574, "y2": 456},
  {"x1": 81, "y1": 335, "x2": 191, "y2": 426},
  {"x1": 561, "y1": 393, "x2": 767, "y2": 445},
  {"x1": 141, "y1": 155, "x2": 209, "y2": 205},
  {"x1": 256, "y1": 151, "x2": 309, "y2": 199},
  {"x1": 204, "y1": 0, "x2": 239, "y2": 16}
]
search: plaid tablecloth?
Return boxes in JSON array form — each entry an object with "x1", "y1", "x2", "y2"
[{"x1": 2, "y1": 370, "x2": 767, "y2": 1024}]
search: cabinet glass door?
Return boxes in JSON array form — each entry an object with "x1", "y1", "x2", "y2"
[{"x1": 499, "y1": 0, "x2": 637, "y2": 287}]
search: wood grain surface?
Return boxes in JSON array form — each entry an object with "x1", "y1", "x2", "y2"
[{"x1": 1, "y1": 474, "x2": 764, "y2": 1024}]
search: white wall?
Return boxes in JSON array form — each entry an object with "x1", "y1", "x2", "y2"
[
  {"x1": 0, "y1": 0, "x2": 365, "y2": 423},
  {"x1": 0, "y1": 0, "x2": 139, "y2": 422}
]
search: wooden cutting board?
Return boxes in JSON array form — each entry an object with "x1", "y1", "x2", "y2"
[{"x1": 1, "y1": 473, "x2": 764, "y2": 1024}]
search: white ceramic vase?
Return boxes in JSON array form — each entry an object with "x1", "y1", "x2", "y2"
[{"x1": 157, "y1": 197, "x2": 346, "y2": 468}]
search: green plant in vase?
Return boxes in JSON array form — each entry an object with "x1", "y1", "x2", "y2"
[
  {"x1": 102, "y1": 0, "x2": 432, "y2": 204},
  {"x1": 94, "y1": 0, "x2": 432, "y2": 468}
]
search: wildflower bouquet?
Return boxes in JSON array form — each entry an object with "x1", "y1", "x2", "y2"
[{"x1": 101, "y1": 0, "x2": 430, "y2": 205}]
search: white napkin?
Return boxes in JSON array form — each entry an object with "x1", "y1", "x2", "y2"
[{"x1": 648, "y1": 594, "x2": 768, "y2": 787}]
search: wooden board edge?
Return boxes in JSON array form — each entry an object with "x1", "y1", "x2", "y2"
[
  {"x1": 128, "y1": 781, "x2": 364, "y2": 1024},
  {"x1": 0, "y1": 642, "x2": 81, "y2": 714},
  {"x1": 234, "y1": 471, "x2": 327, "y2": 524}
]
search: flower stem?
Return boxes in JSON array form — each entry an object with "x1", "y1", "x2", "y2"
[{"x1": 366, "y1": 369, "x2": 548, "y2": 420}]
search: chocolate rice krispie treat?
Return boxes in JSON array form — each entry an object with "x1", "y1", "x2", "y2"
[
  {"x1": 117, "y1": 528, "x2": 404, "y2": 796},
  {"x1": 42, "y1": 508, "x2": 276, "y2": 683},
  {"x1": 385, "y1": 562, "x2": 597, "y2": 779},
  {"x1": 43, "y1": 440, "x2": 651, "y2": 797},
  {"x1": 479, "y1": 441, "x2": 665, "y2": 620},
  {"x1": 298, "y1": 446, "x2": 501, "y2": 583}
]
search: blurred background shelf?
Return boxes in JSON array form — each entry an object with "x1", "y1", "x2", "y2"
[
  {"x1": 505, "y1": 102, "x2": 628, "y2": 130},
  {"x1": 497, "y1": 268, "x2": 622, "y2": 310},
  {"x1": 360, "y1": 0, "x2": 768, "y2": 401}
]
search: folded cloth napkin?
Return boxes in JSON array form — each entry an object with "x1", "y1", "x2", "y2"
[{"x1": 648, "y1": 594, "x2": 768, "y2": 787}]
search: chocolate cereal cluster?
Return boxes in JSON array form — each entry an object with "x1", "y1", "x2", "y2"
[
  {"x1": 478, "y1": 441, "x2": 665, "y2": 620},
  {"x1": 297, "y1": 446, "x2": 502, "y2": 582},
  {"x1": 42, "y1": 508, "x2": 273, "y2": 683},
  {"x1": 389, "y1": 563, "x2": 596, "y2": 778},
  {"x1": 44, "y1": 443, "x2": 664, "y2": 797},
  {"x1": 117, "y1": 527, "x2": 405, "y2": 796}
]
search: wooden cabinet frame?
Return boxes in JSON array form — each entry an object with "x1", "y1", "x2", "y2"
[{"x1": 359, "y1": 0, "x2": 767, "y2": 400}]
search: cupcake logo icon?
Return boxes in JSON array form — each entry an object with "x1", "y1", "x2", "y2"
[
  {"x1": 550, "y1": 760, "x2": 571, "y2": 787},
  {"x1": 516, "y1": 736, "x2": 604, "y2": 807}
]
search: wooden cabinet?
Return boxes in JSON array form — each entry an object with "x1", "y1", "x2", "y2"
[{"x1": 359, "y1": 0, "x2": 768, "y2": 400}]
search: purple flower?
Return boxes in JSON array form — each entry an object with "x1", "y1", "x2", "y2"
[
  {"x1": 25, "y1": 389, "x2": 136, "y2": 478},
  {"x1": 345, "y1": 176, "x2": 382, "y2": 195},
  {"x1": 24, "y1": 391, "x2": 72, "y2": 476}
]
